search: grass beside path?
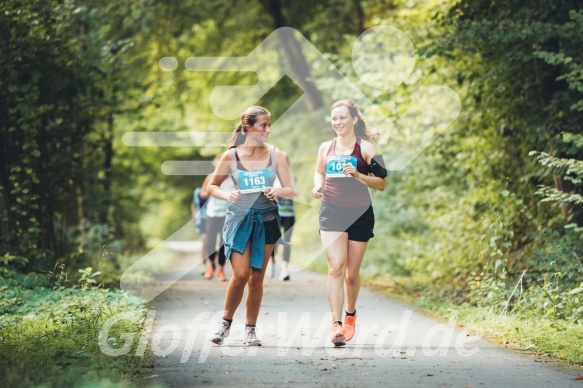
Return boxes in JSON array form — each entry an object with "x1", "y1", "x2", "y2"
[
  {"x1": 0, "y1": 267, "x2": 150, "y2": 387},
  {"x1": 364, "y1": 273, "x2": 583, "y2": 367}
]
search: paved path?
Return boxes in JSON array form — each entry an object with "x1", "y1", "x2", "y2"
[{"x1": 143, "y1": 248, "x2": 582, "y2": 387}]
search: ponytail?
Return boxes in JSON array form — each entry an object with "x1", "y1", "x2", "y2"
[
  {"x1": 225, "y1": 122, "x2": 246, "y2": 149},
  {"x1": 225, "y1": 106, "x2": 271, "y2": 149}
]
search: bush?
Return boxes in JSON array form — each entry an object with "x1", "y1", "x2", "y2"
[{"x1": 0, "y1": 267, "x2": 148, "y2": 387}]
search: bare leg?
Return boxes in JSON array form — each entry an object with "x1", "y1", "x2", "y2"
[
  {"x1": 206, "y1": 216, "x2": 225, "y2": 272},
  {"x1": 245, "y1": 244, "x2": 275, "y2": 325},
  {"x1": 281, "y1": 216, "x2": 294, "y2": 270},
  {"x1": 222, "y1": 242, "x2": 251, "y2": 319},
  {"x1": 282, "y1": 217, "x2": 295, "y2": 268},
  {"x1": 200, "y1": 233, "x2": 208, "y2": 270},
  {"x1": 217, "y1": 222, "x2": 227, "y2": 276},
  {"x1": 321, "y1": 231, "x2": 348, "y2": 322},
  {"x1": 345, "y1": 240, "x2": 368, "y2": 312}
]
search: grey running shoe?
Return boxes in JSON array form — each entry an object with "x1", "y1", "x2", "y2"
[
  {"x1": 243, "y1": 325, "x2": 262, "y2": 346},
  {"x1": 209, "y1": 319, "x2": 231, "y2": 345}
]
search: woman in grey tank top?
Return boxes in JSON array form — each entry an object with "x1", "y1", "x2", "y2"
[{"x1": 206, "y1": 106, "x2": 294, "y2": 346}]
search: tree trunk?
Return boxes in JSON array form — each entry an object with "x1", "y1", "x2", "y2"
[
  {"x1": 76, "y1": 183, "x2": 86, "y2": 241},
  {"x1": 553, "y1": 174, "x2": 583, "y2": 226},
  {"x1": 0, "y1": 133, "x2": 12, "y2": 241},
  {"x1": 0, "y1": 184, "x2": 10, "y2": 239},
  {"x1": 257, "y1": 0, "x2": 324, "y2": 111},
  {"x1": 534, "y1": 44, "x2": 583, "y2": 227},
  {"x1": 102, "y1": 114, "x2": 114, "y2": 228},
  {"x1": 352, "y1": 0, "x2": 365, "y2": 34}
]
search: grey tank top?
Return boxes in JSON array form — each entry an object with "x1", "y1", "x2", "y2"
[{"x1": 230, "y1": 146, "x2": 277, "y2": 210}]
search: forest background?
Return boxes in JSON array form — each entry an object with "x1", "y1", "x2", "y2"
[{"x1": 1, "y1": 0, "x2": 582, "y2": 385}]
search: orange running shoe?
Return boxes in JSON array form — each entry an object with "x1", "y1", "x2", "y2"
[
  {"x1": 217, "y1": 270, "x2": 227, "y2": 282},
  {"x1": 203, "y1": 265, "x2": 214, "y2": 279},
  {"x1": 343, "y1": 312, "x2": 357, "y2": 341},
  {"x1": 330, "y1": 322, "x2": 346, "y2": 347}
]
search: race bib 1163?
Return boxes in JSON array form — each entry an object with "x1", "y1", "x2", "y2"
[
  {"x1": 238, "y1": 169, "x2": 270, "y2": 193},
  {"x1": 326, "y1": 155, "x2": 357, "y2": 178}
]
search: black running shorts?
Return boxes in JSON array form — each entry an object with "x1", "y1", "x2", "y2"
[
  {"x1": 319, "y1": 203, "x2": 375, "y2": 242},
  {"x1": 264, "y1": 218, "x2": 283, "y2": 245}
]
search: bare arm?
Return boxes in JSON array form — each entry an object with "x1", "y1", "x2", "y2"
[
  {"x1": 264, "y1": 149, "x2": 294, "y2": 201},
  {"x1": 199, "y1": 175, "x2": 211, "y2": 200},
  {"x1": 311, "y1": 142, "x2": 329, "y2": 198},
  {"x1": 346, "y1": 141, "x2": 385, "y2": 191},
  {"x1": 207, "y1": 151, "x2": 240, "y2": 202},
  {"x1": 353, "y1": 170, "x2": 385, "y2": 191}
]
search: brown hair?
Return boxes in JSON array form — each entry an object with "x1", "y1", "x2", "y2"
[
  {"x1": 225, "y1": 106, "x2": 271, "y2": 148},
  {"x1": 331, "y1": 100, "x2": 378, "y2": 142}
]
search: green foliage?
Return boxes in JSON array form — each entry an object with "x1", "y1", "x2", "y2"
[
  {"x1": 0, "y1": 267, "x2": 148, "y2": 387},
  {"x1": 414, "y1": 297, "x2": 583, "y2": 364},
  {"x1": 531, "y1": 151, "x2": 583, "y2": 226},
  {"x1": 531, "y1": 151, "x2": 583, "y2": 179},
  {"x1": 356, "y1": 0, "x2": 583, "y2": 363},
  {"x1": 1, "y1": 252, "x2": 28, "y2": 267},
  {"x1": 78, "y1": 267, "x2": 103, "y2": 288},
  {"x1": 0, "y1": 0, "x2": 149, "y2": 268}
]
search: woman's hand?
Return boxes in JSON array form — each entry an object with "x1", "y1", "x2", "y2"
[
  {"x1": 227, "y1": 190, "x2": 241, "y2": 203},
  {"x1": 343, "y1": 164, "x2": 359, "y2": 178},
  {"x1": 311, "y1": 185, "x2": 323, "y2": 199},
  {"x1": 262, "y1": 186, "x2": 278, "y2": 202}
]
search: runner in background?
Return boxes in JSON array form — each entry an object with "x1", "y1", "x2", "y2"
[
  {"x1": 191, "y1": 175, "x2": 210, "y2": 275},
  {"x1": 203, "y1": 155, "x2": 233, "y2": 282},
  {"x1": 270, "y1": 153, "x2": 295, "y2": 281}
]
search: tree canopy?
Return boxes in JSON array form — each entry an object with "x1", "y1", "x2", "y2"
[{"x1": 1, "y1": 0, "x2": 582, "y2": 323}]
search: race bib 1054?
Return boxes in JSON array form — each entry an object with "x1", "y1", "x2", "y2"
[
  {"x1": 238, "y1": 169, "x2": 270, "y2": 193},
  {"x1": 326, "y1": 155, "x2": 357, "y2": 178}
]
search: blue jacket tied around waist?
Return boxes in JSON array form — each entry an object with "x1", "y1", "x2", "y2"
[{"x1": 223, "y1": 202, "x2": 285, "y2": 269}]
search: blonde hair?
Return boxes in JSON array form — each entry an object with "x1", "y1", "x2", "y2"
[
  {"x1": 225, "y1": 106, "x2": 271, "y2": 148},
  {"x1": 331, "y1": 100, "x2": 378, "y2": 142}
]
